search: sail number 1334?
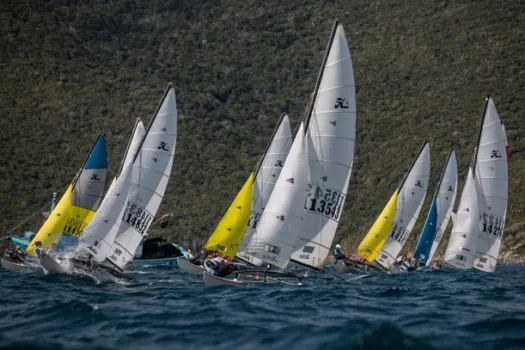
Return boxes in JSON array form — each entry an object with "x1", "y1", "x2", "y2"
[{"x1": 304, "y1": 186, "x2": 345, "y2": 221}]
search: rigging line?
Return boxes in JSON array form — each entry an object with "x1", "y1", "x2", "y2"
[{"x1": 5, "y1": 202, "x2": 51, "y2": 235}]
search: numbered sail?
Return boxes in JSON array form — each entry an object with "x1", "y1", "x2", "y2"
[
  {"x1": 375, "y1": 142, "x2": 430, "y2": 269},
  {"x1": 444, "y1": 167, "x2": 481, "y2": 269},
  {"x1": 205, "y1": 173, "x2": 254, "y2": 258},
  {"x1": 290, "y1": 22, "x2": 356, "y2": 270},
  {"x1": 473, "y1": 98, "x2": 508, "y2": 272},
  {"x1": 246, "y1": 123, "x2": 309, "y2": 269},
  {"x1": 236, "y1": 114, "x2": 292, "y2": 265},
  {"x1": 357, "y1": 190, "x2": 399, "y2": 263},
  {"x1": 108, "y1": 85, "x2": 178, "y2": 270},
  {"x1": 77, "y1": 121, "x2": 146, "y2": 259},
  {"x1": 26, "y1": 134, "x2": 108, "y2": 255},
  {"x1": 414, "y1": 150, "x2": 458, "y2": 265}
]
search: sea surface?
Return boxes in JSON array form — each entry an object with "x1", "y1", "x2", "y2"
[{"x1": 0, "y1": 264, "x2": 524, "y2": 350}]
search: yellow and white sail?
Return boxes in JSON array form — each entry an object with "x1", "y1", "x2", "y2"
[
  {"x1": 26, "y1": 134, "x2": 108, "y2": 255},
  {"x1": 357, "y1": 190, "x2": 399, "y2": 263},
  {"x1": 204, "y1": 173, "x2": 254, "y2": 258}
]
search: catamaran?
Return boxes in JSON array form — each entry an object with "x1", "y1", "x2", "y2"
[
  {"x1": 40, "y1": 84, "x2": 177, "y2": 282},
  {"x1": 203, "y1": 20, "x2": 356, "y2": 285},
  {"x1": 444, "y1": 97, "x2": 508, "y2": 272},
  {"x1": 1, "y1": 134, "x2": 108, "y2": 272},
  {"x1": 177, "y1": 113, "x2": 293, "y2": 274},
  {"x1": 355, "y1": 142, "x2": 430, "y2": 272},
  {"x1": 413, "y1": 150, "x2": 458, "y2": 266}
]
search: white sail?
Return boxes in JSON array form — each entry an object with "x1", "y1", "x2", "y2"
[
  {"x1": 108, "y1": 85, "x2": 178, "y2": 270},
  {"x1": 290, "y1": 23, "x2": 356, "y2": 269},
  {"x1": 77, "y1": 162, "x2": 133, "y2": 262},
  {"x1": 375, "y1": 142, "x2": 431, "y2": 269},
  {"x1": 473, "y1": 98, "x2": 508, "y2": 272},
  {"x1": 236, "y1": 114, "x2": 292, "y2": 265},
  {"x1": 444, "y1": 167, "x2": 481, "y2": 268},
  {"x1": 426, "y1": 151, "x2": 458, "y2": 264},
  {"x1": 245, "y1": 123, "x2": 309, "y2": 269},
  {"x1": 77, "y1": 120, "x2": 146, "y2": 259}
]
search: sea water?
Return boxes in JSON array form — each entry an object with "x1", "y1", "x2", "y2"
[{"x1": 0, "y1": 265, "x2": 524, "y2": 349}]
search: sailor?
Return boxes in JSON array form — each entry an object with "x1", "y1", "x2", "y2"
[
  {"x1": 12, "y1": 246, "x2": 25, "y2": 263},
  {"x1": 34, "y1": 241, "x2": 45, "y2": 258},
  {"x1": 187, "y1": 248, "x2": 194, "y2": 260},
  {"x1": 333, "y1": 244, "x2": 346, "y2": 260},
  {"x1": 47, "y1": 243, "x2": 57, "y2": 257}
]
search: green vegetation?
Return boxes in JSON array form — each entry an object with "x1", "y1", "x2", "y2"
[{"x1": 1, "y1": 0, "x2": 524, "y2": 259}]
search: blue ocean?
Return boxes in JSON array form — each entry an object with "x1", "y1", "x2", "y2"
[{"x1": 1, "y1": 265, "x2": 524, "y2": 350}]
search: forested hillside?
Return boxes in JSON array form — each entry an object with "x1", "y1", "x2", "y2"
[{"x1": 1, "y1": 0, "x2": 524, "y2": 260}]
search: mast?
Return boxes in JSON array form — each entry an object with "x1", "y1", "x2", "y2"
[
  {"x1": 132, "y1": 83, "x2": 173, "y2": 164},
  {"x1": 117, "y1": 118, "x2": 142, "y2": 177},
  {"x1": 472, "y1": 95, "x2": 490, "y2": 176},
  {"x1": 301, "y1": 20, "x2": 339, "y2": 134},
  {"x1": 253, "y1": 112, "x2": 287, "y2": 179},
  {"x1": 397, "y1": 140, "x2": 428, "y2": 191}
]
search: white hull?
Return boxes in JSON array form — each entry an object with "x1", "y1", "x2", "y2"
[
  {"x1": 203, "y1": 271, "x2": 248, "y2": 286},
  {"x1": 39, "y1": 253, "x2": 68, "y2": 275},
  {"x1": 176, "y1": 257, "x2": 203, "y2": 275},
  {"x1": 1, "y1": 258, "x2": 27, "y2": 272}
]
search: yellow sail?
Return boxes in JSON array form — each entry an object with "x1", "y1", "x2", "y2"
[
  {"x1": 204, "y1": 173, "x2": 254, "y2": 258},
  {"x1": 26, "y1": 185, "x2": 96, "y2": 255},
  {"x1": 357, "y1": 190, "x2": 399, "y2": 263}
]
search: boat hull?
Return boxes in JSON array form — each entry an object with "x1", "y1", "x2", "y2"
[
  {"x1": 132, "y1": 256, "x2": 178, "y2": 268},
  {"x1": 1, "y1": 257, "x2": 26, "y2": 272},
  {"x1": 176, "y1": 257, "x2": 203, "y2": 275},
  {"x1": 39, "y1": 253, "x2": 68, "y2": 275},
  {"x1": 203, "y1": 271, "x2": 249, "y2": 286}
]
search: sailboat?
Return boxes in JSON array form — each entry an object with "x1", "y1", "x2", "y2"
[
  {"x1": 177, "y1": 114, "x2": 292, "y2": 274},
  {"x1": 41, "y1": 84, "x2": 177, "y2": 281},
  {"x1": 413, "y1": 150, "x2": 458, "y2": 266},
  {"x1": 356, "y1": 142, "x2": 430, "y2": 271},
  {"x1": 204, "y1": 20, "x2": 356, "y2": 285},
  {"x1": 1, "y1": 134, "x2": 108, "y2": 272},
  {"x1": 444, "y1": 97, "x2": 508, "y2": 272}
]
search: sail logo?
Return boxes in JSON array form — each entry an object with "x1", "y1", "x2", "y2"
[
  {"x1": 158, "y1": 142, "x2": 170, "y2": 151},
  {"x1": 490, "y1": 150, "x2": 502, "y2": 158},
  {"x1": 248, "y1": 212, "x2": 261, "y2": 229},
  {"x1": 274, "y1": 160, "x2": 283, "y2": 167},
  {"x1": 90, "y1": 174, "x2": 100, "y2": 181},
  {"x1": 334, "y1": 97, "x2": 349, "y2": 109},
  {"x1": 415, "y1": 180, "x2": 424, "y2": 188},
  {"x1": 448, "y1": 185, "x2": 455, "y2": 192}
]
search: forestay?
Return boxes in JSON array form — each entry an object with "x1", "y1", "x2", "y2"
[
  {"x1": 246, "y1": 123, "x2": 309, "y2": 269},
  {"x1": 375, "y1": 142, "x2": 430, "y2": 270},
  {"x1": 414, "y1": 150, "x2": 458, "y2": 265},
  {"x1": 290, "y1": 22, "x2": 356, "y2": 270},
  {"x1": 444, "y1": 167, "x2": 481, "y2": 269},
  {"x1": 236, "y1": 114, "x2": 292, "y2": 265},
  {"x1": 472, "y1": 98, "x2": 508, "y2": 272}
]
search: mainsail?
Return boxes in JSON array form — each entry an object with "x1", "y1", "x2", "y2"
[
  {"x1": 26, "y1": 134, "x2": 108, "y2": 255},
  {"x1": 413, "y1": 150, "x2": 458, "y2": 265},
  {"x1": 236, "y1": 114, "x2": 292, "y2": 265},
  {"x1": 443, "y1": 167, "x2": 481, "y2": 268},
  {"x1": 289, "y1": 21, "x2": 356, "y2": 270},
  {"x1": 472, "y1": 97, "x2": 508, "y2": 272},
  {"x1": 245, "y1": 123, "x2": 309, "y2": 269},
  {"x1": 204, "y1": 173, "x2": 254, "y2": 259},
  {"x1": 374, "y1": 142, "x2": 431, "y2": 270},
  {"x1": 108, "y1": 85, "x2": 178, "y2": 270}
]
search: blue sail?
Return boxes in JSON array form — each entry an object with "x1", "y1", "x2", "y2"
[{"x1": 414, "y1": 198, "x2": 438, "y2": 265}]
